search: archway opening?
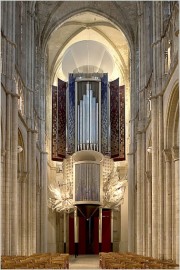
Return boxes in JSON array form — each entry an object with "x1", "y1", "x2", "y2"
[{"x1": 46, "y1": 10, "x2": 131, "y2": 255}]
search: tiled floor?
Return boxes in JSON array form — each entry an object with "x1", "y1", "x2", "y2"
[{"x1": 69, "y1": 255, "x2": 100, "y2": 269}]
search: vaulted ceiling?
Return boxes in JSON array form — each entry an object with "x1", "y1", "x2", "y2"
[{"x1": 35, "y1": 1, "x2": 138, "y2": 83}]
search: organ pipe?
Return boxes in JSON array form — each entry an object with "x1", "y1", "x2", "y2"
[{"x1": 76, "y1": 82, "x2": 100, "y2": 151}]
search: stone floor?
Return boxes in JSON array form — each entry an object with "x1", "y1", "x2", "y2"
[{"x1": 69, "y1": 255, "x2": 100, "y2": 269}]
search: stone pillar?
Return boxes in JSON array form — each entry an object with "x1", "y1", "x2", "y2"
[
  {"x1": 36, "y1": 183, "x2": 41, "y2": 253},
  {"x1": 3, "y1": 0, "x2": 17, "y2": 255},
  {"x1": 142, "y1": 132, "x2": 146, "y2": 255},
  {"x1": 27, "y1": 130, "x2": 32, "y2": 255},
  {"x1": 158, "y1": 95, "x2": 164, "y2": 259},
  {"x1": 64, "y1": 212, "x2": 67, "y2": 253},
  {"x1": 1, "y1": 149, "x2": 6, "y2": 255},
  {"x1": 146, "y1": 171, "x2": 152, "y2": 257},
  {"x1": 31, "y1": 131, "x2": 37, "y2": 253},
  {"x1": 21, "y1": 174, "x2": 28, "y2": 255},
  {"x1": 172, "y1": 147, "x2": 179, "y2": 263},
  {"x1": 163, "y1": 149, "x2": 172, "y2": 259},
  {"x1": 99, "y1": 207, "x2": 102, "y2": 252},
  {"x1": 136, "y1": 132, "x2": 142, "y2": 254},
  {"x1": 151, "y1": 97, "x2": 158, "y2": 258},
  {"x1": 127, "y1": 152, "x2": 135, "y2": 252},
  {"x1": 11, "y1": 94, "x2": 19, "y2": 255},
  {"x1": 17, "y1": 173, "x2": 22, "y2": 254},
  {"x1": 5, "y1": 94, "x2": 11, "y2": 255},
  {"x1": 111, "y1": 210, "x2": 113, "y2": 251},
  {"x1": 74, "y1": 206, "x2": 78, "y2": 257},
  {"x1": 40, "y1": 152, "x2": 48, "y2": 252}
]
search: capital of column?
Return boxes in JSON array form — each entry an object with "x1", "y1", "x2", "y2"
[
  {"x1": 171, "y1": 146, "x2": 179, "y2": 161},
  {"x1": 41, "y1": 151, "x2": 48, "y2": 156},
  {"x1": 163, "y1": 149, "x2": 172, "y2": 162},
  {"x1": 28, "y1": 128, "x2": 38, "y2": 134},
  {"x1": 5, "y1": 90, "x2": 20, "y2": 99}
]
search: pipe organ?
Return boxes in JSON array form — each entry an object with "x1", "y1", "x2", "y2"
[
  {"x1": 51, "y1": 73, "x2": 125, "y2": 210},
  {"x1": 76, "y1": 81, "x2": 101, "y2": 151}
]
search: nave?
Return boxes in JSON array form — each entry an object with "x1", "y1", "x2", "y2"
[
  {"x1": 69, "y1": 255, "x2": 99, "y2": 269},
  {"x1": 1, "y1": 0, "x2": 179, "y2": 264}
]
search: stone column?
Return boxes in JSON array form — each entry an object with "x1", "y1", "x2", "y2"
[
  {"x1": 99, "y1": 207, "x2": 102, "y2": 252},
  {"x1": 27, "y1": 130, "x2": 32, "y2": 255},
  {"x1": 64, "y1": 212, "x2": 67, "y2": 253},
  {"x1": 111, "y1": 210, "x2": 113, "y2": 251},
  {"x1": 31, "y1": 131, "x2": 37, "y2": 253},
  {"x1": 158, "y1": 95, "x2": 164, "y2": 259},
  {"x1": 40, "y1": 152, "x2": 48, "y2": 252},
  {"x1": 163, "y1": 149, "x2": 172, "y2": 259},
  {"x1": 151, "y1": 97, "x2": 158, "y2": 258},
  {"x1": 136, "y1": 132, "x2": 142, "y2": 254},
  {"x1": 2, "y1": 1, "x2": 17, "y2": 255},
  {"x1": 172, "y1": 147, "x2": 179, "y2": 263},
  {"x1": 74, "y1": 206, "x2": 78, "y2": 257},
  {"x1": 17, "y1": 175, "x2": 22, "y2": 254},
  {"x1": 11, "y1": 94, "x2": 19, "y2": 255},
  {"x1": 21, "y1": 173, "x2": 28, "y2": 255},
  {"x1": 142, "y1": 132, "x2": 146, "y2": 255},
  {"x1": 5, "y1": 93, "x2": 11, "y2": 255},
  {"x1": 36, "y1": 183, "x2": 41, "y2": 253},
  {"x1": 127, "y1": 152, "x2": 135, "y2": 252},
  {"x1": 1, "y1": 149, "x2": 6, "y2": 255},
  {"x1": 146, "y1": 171, "x2": 152, "y2": 257}
]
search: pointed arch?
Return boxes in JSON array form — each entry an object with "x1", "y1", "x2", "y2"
[{"x1": 165, "y1": 83, "x2": 179, "y2": 148}]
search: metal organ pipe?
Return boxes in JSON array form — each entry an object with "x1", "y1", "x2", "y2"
[{"x1": 77, "y1": 82, "x2": 99, "y2": 151}]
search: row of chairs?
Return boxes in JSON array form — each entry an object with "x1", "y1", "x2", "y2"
[
  {"x1": 99, "y1": 252, "x2": 179, "y2": 269},
  {"x1": 1, "y1": 253, "x2": 69, "y2": 269}
]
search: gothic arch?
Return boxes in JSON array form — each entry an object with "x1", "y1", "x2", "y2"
[
  {"x1": 165, "y1": 83, "x2": 179, "y2": 149},
  {"x1": 49, "y1": 13, "x2": 129, "y2": 83},
  {"x1": 41, "y1": 2, "x2": 136, "y2": 54}
]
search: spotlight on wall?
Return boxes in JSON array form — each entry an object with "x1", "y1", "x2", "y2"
[
  {"x1": 147, "y1": 146, "x2": 152, "y2": 153},
  {"x1": 17, "y1": 145, "x2": 23, "y2": 153}
]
